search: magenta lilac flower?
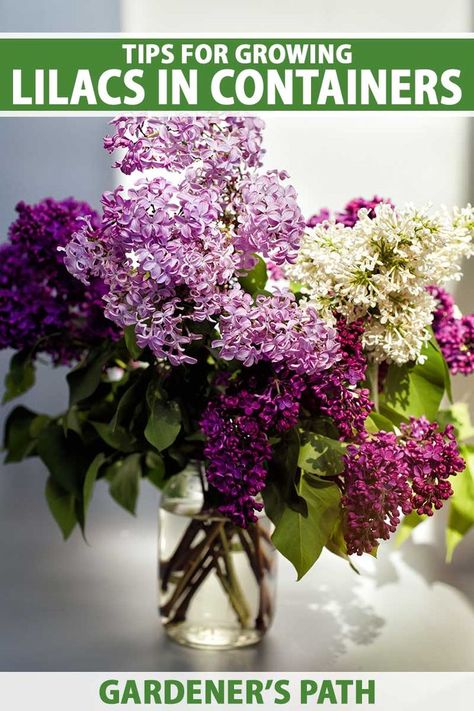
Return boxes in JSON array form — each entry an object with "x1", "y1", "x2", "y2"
[
  {"x1": 0, "y1": 198, "x2": 117, "y2": 365},
  {"x1": 428, "y1": 285, "x2": 474, "y2": 375},
  {"x1": 342, "y1": 431, "x2": 413, "y2": 555},
  {"x1": 342, "y1": 417, "x2": 464, "y2": 555},
  {"x1": 307, "y1": 196, "x2": 390, "y2": 228},
  {"x1": 400, "y1": 417, "x2": 465, "y2": 516}
]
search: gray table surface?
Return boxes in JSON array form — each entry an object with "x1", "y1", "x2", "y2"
[{"x1": 1, "y1": 453, "x2": 473, "y2": 672}]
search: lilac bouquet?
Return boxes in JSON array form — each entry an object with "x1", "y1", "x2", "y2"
[{"x1": 2, "y1": 117, "x2": 474, "y2": 646}]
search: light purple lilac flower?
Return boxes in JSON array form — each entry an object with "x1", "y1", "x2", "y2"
[
  {"x1": 214, "y1": 289, "x2": 341, "y2": 375},
  {"x1": 235, "y1": 171, "x2": 305, "y2": 265},
  {"x1": 65, "y1": 118, "x2": 308, "y2": 368},
  {"x1": 104, "y1": 115, "x2": 265, "y2": 183}
]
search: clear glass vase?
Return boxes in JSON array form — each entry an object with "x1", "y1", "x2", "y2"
[{"x1": 158, "y1": 463, "x2": 277, "y2": 650}]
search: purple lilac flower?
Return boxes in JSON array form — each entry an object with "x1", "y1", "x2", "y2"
[
  {"x1": 214, "y1": 289, "x2": 341, "y2": 375},
  {"x1": 235, "y1": 171, "x2": 306, "y2": 265},
  {"x1": 0, "y1": 198, "x2": 117, "y2": 365},
  {"x1": 428, "y1": 285, "x2": 474, "y2": 375},
  {"x1": 201, "y1": 369, "x2": 306, "y2": 525},
  {"x1": 342, "y1": 431, "x2": 413, "y2": 555},
  {"x1": 307, "y1": 208, "x2": 330, "y2": 227},
  {"x1": 400, "y1": 417, "x2": 465, "y2": 516},
  {"x1": 335, "y1": 196, "x2": 392, "y2": 226},
  {"x1": 342, "y1": 417, "x2": 464, "y2": 555},
  {"x1": 104, "y1": 115, "x2": 265, "y2": 182},
  {"x1": 66, "y1": 118, "x2": 308, "y2": 367},
  {"x1": 307, "y1": 318, "x2": 373, "y2": 440},
  {"x1": 65, "y1": 178, "x2": 239, "y2": 366},
  {"x1": 202, "y1": 317, "x2": 371, "y2": 526},
  {"x1": 307, "y1": 196, "x2": 391, "y2": 228}
]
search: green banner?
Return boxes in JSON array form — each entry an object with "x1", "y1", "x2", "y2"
[{"x1": 0, "y1": 37, "x2": 472, "y2": 112}]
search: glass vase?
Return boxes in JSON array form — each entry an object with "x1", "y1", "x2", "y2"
[{"x1": 158, "y1": 463, "x2": 277, "y2": 650}]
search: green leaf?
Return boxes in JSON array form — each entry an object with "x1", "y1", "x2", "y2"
[
  {"x1": 3, "y1": 406, "x2": 38, "y2": 462},
  {"x1": 144, "y1": 398, "x2": 181, "y2": 452},
  {"x1": 445, "y1": 445, "x2": 474, "y2": 561},
  {"x1": 263, "y1": 428, "x2": 304, "y2": 525},
  {"x1": 446, "y1": 507, "x2": 473, "y2": 562},
  {"x1": 2, "y1": 351, "x2": 36, "y2": 404},
  {"x1": 45, "y1": 477, "x2": 77, "y2": 539},
  {"x1": 438, "y1": 403, "x2": 474, "y2": 443},
  {"x1": 145, "y1": 451, "x2": 165, "y2": 488},
  {"x1": 395, "y1": 510, "x2": 427, "y2": 547},
  {"x1": 83, "y1": 453, "x2": 106, "y2": 513},
  {"x1": 365, "y1": 412, "x2": 397, "y2": 434},
  {"x1": 272, "y1": 473, "x2": 341, "y2": 580},
  {"x1": 91, "y1": 421, "x2": 137, "y2": 452},
  {"x1": 325, "y1": 519, "x2": 359, "y2": 573},
  {"x1": 298, "y1": 433, "x2": 346, "y2": 477},
  {"x1": 67, "y1": 346, "x2": 112, "y2": 406},
  {"x1": 109, "y1": 453, "x2": 142, "y2": 514},
  {"x1": 110, "y1": 374, "x2": 147, "y2": 432},
  {"x1": 442, "y1": 357, "x2": 453, "y2": 403},
  {"x1": 381, "y1": 338, "x2": 446, "y2": 421},
  {"x1": 238, "y1": 255, "x2": 268, "y2": 295},
  {"x1": 124, "y1": 325, "x2": 143, "y2": 359},
  {"x1": 36, "y1": 425, "x2": 89, "y2": 495}
]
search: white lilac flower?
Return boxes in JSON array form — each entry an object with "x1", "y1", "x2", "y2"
[{"x1": 288, "y1": 202, "x2": 474, "y2": 365}]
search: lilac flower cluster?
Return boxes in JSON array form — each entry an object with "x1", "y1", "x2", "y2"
[
  {"x1": 428, "y1": 285, "x2": 474, "y2": 375},
  {"x1": 342, "y1": 417, "x2": 464, "y2": 555},
  {"x1": 65, "y1": 117, "x2": 313, "y2": 368},
  {"x1": 104, "y1": 116, "x2": 265, "y2": 182},
  {"x1": 401, "y1": 417, "x2": 464, "y2": 515},
  {"x1": 0, "y1": 198, "x2": 116, "y2": 365},
  {"x1": 235, "y1": 171, "x2": 304, "y2": 265},
  {"x1": 307, "y1": 196, "x2": 390, "y2": 228},
  {"x1": 215, "y1": 290, "x2": 340, "y2": 374},
  {"x1": 308, "y1": 318, "x2": 373, "y2": 440},
  {"x1": 202, "y1": 317, "x2": 371, "y2": 525},
  {"x1": 201, "y1": 369, "x2": 306, "y2": 526}
]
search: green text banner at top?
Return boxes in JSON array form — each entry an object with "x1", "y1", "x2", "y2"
[{"x1": 0, "y1": 36, "x2": 473, "y2": 113}]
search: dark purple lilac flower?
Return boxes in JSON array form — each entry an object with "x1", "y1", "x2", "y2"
[
  {"x1": 428, "y1": 285, "x2": 474, "y2": 375},
  {"x1": 335, "y1": 196, "x2": 392, "y2": 226},
  {"x1": 307, "y1": 318, "x2": 373, "y2": 440},
  {"x1": 307, "y1": 208, "x2": 330, "y2": 227},
  {"x1": 201, "y1": 317, "x2": 371, "y2": 526},
  {"x1": 342, "y1": 417, "x2": 464, "y2": 555},
  {"x1": 342, "y1": 431, "x2": 413, "y2": 555},
  {"x1": 0, "y1": 198, "x2": 117, "y2": 365},
  {"x1": 200, "y1": 368, "x2": 306, "y2": 525}
]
